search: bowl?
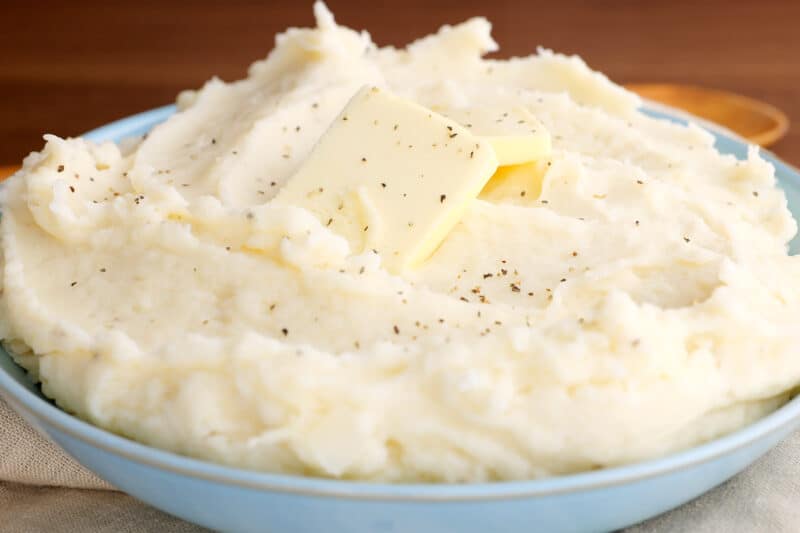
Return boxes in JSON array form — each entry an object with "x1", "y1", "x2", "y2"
[{"x1": 1, "y1": 103, "x2": 799, "y2": 533}]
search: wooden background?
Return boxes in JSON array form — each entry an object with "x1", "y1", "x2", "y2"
[{"x1": 1, "y1": 0, "x2": 798, "y2": 164}]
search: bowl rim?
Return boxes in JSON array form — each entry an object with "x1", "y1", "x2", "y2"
[{"x1": 1, "y1": 103, "x2": 799, "y2": 502}]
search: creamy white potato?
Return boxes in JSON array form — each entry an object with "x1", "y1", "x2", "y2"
[{"x1": 2, "y1": 3, "x2": 799, "y2": 482}]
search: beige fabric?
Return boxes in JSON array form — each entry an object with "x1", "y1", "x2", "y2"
[
  {"x1": 1, "y1": 395, "x2": 798, "y2": 531},
  {"x1": 0, "y1": 482, "x2": 208, "y2": 532},
  {"x1": 0, "y1": 397, "x2": 110, "y2": 490}
]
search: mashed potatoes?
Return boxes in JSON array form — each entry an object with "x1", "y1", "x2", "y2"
[{"x1": 2, "y1": 3, "x2": 800, "y2": 482}]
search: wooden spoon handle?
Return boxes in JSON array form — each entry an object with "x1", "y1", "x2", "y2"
[
  {"x1": 625, "y1": 83, "x2": 789, "y2": 147},
  {"x1": 0, "y1": 166, "x2": 19, "y2": 181}
]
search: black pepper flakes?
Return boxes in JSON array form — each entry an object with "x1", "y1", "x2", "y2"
[
  {"x1": 281, "y1": 328, "x2": 289, "y2": 336},
  {"x1": 440, "y1": 194, "x2": 447, "y2": 203},
  {"x1": 57, "y1": 165, "x2": 64, "y2": 173},
  {"x1": 70, "y1": 281, "x2": 77, "y2": 287},
  {"x1": 393, "y1": 325, "x2": 400, "y2": 334},
  {"x1": 510, "y1": 283, "x2": 521, "y2": 293},
  {"x1": 69, "y1": 186, "x2": 75, "y2": 193},
  {"x1": 483, "y1": 273, "x2": 493, "y2": 279}
]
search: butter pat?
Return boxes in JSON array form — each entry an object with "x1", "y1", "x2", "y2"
[
  {"x1": 480, "y1": 161, "x2": 548, "y2": 202},
  {"x1": 275, "y1": 86, "x2": 498, "y2": 272},
  {"x1": 437, "y1": 106, "x2": 551, "y2": 165}
]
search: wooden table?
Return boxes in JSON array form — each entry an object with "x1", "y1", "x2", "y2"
[{"x1": 1, "y1": 0, "x2": 798, "y2": 165}]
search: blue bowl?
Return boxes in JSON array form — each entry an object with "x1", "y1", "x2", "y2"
[{"x1": 1, "y1": 104, "x2": 799, "y2": 533}]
